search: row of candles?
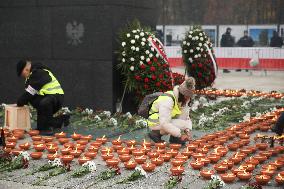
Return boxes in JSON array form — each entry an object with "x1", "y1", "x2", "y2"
[
  {"x1": 2, "y1": 108, "x2": 284, "y2": 185},
  {"x1": 194, "y1": 89, "x2": 284, "y2": 99}
]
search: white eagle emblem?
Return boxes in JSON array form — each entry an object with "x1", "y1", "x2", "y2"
[{"x1": 66, "y1": 21, "x2": 84, "y2": 46}]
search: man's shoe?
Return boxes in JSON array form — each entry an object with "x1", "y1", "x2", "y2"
[
  {"x1": 169, "y1": 136, "x2": 186, "y2": 145},
  {"x1": 39, "y1": 130, "x2": 54, "y2": 136},
  {"x1": 148, "y1": 130, "x2": 164, "y2": 143}
]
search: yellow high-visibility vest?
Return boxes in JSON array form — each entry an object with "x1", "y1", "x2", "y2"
[
  {"x1": 147, "y1": 91, "x2": 181, "y2": 127},
  {"x1": 26, "y1": 69, "x2": 64, "y2": 96}
]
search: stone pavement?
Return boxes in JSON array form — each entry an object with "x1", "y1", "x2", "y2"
[
  {"x1": 172, "y1": 67, "x2": 284, "y2": 93},
  {"x1": 0, "y1": 129, "x2": 283, "y2": 189}
]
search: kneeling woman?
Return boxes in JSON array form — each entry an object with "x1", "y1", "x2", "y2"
[{"x1": 147, "y1": 77, "x2": 195, "y2": 144}]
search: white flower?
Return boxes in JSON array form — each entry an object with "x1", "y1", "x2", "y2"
[
  {"x1": 135, "y1": 166, "x2": 148, "y2": 178},
  {"x1": 130, "y1": 66, "x2": 134, "y2": 71},
  {"x1": 140, "y1": 32, "x2": 145, "y2": 37},
  {"x1": 126, "y1": 33, "x2": 131, "y2": 38},
  {"x1": 145, "y1": 50, "x2": 150, "y2": 54},
  {"x1": 131, "y1": 46, "x2": 135, "y2": 50},
  {"x1": 187, "y1": 42, "x2": 190, "y2": 46},
  {"x1": 122, "y1": 58, "x2": 125, "y2": 63},
  {"x1": 49, "y1": 158, "x2": 63, "y2": 167},
  {"x1": 130, "y1": 57, "x2": 135, "y2": 61},
  {"x1": 199, "y1": 33, "x2": 203, "y2": 36},
  {"x1": 198, "y1": 54, "x2": 201, "y2": 57},
  {"x1": 183, "y1": 41, "x2": 186, "y2": 45},
  {"x1": 188, "y1": 35, "x2": 192, "y2": 38},
  {"x1": 103, "y1": 111, "x2": 111, "y2": 117},
  {"x1": 135, "y1": 119, "x2": 147, "y2": 127},
  {"x1": 19, "y1": 151, "x2": 30, "y2": 161},
  {"x1": 200, "y1": 37, "x2": 204, "y2": 41},
  {"x1": 196, "y1": 47, "x2": 200, "y2": 50},
  {"x1": 198, "y1": 43, "x2": 202, "y2": 47},
  {"x1": 110, "y1": 117, "x2": 118, "y2": 126},
  {"x1": 135, "y1": 35, "x2": 139, "y2": 39},
  {"x1": 195, "y1": 36, "x2": 199, "y2": 40},
  {"x1": 82, "y1": 161, "x2": 97, "y2": 172},
  {"x1": 125, "y1": 112, "x2": 132, "y2": 119},
  {"x1": 188, "y1": 58, "x2": 193, "y2": 63},
  {"x1": 146, "y1": 58, "x2": 150, "y2": 62},
  {"x1": 141, "y1": 42, "x2": 145, "y2": 46},
  {"x1": 122, "y1": 42, "x2": 126, "y2": 47},
  {"x1": 189, "y1": 31, "x2": 193, "y2": 34},
  {"x1": 142, "y1": 38, "x2": 146, "y2": 42},
  {"x1": 122, "y1": 51, "x2": 126, "y2": 56},
  {"x1": 140, "y1": 56, "x2": 145, "y2": 60},
  {"x1": 151, "y1": 47, "x2": 155, "y2": 52},
  {"x1": 131, "y1": 40, "x2": 135, "y2": 44},
  {"x1": 200, "y1": 48, "x2": 204, "y2": 52},
  {"x1": 61, "y1": 107, "x2": 71, "y2": 114},
  {"x1": 194, "y1": 55, "x2": 198, "y2": 58},
  {"x1": 94, "y1": 115, "x2": 101, "y2": 121},
  {"x1": 84, "y1": 108, "x2": 93, "y2": 115},
  {"x1": 190, "y1": 49, "x2": 194, "y2": 53},
  {"x1": 132, "y1": 30, "x2": 137, "y2": 33},
  {"x1": 149, "y1": 53, "x2": 153, "y2": 58},
  {"x1": 139, "y1": 61, "x2": 144, "y2": 65},
  {"x1": 136, "y1": 47, "x2": 140, "y2": 51},
  {"x1": 156, "y1": 53, "x2": 159, "y2": 58},
  {"x1": 183, "y1": 50, "x2": 187, "y2": 53}
]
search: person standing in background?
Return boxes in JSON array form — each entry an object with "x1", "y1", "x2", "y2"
[
  {"x1": 221, "y1": 27, "x2": 235, "y2": 73},
  {"x1": 270, "y1": 31, "x2": 283, "y2": 47}
]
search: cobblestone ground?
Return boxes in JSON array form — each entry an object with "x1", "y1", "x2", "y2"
[{"x1": 0, "y1": 128, "x2": 283, "y2": 189}]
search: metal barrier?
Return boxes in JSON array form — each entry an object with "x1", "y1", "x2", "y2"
[{"x1": 165, "y1": 46, "x2": 284, "y2": 70}]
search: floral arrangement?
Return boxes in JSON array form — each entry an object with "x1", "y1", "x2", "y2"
[
  {"x1": 117, "y1": 166, "x2": 147, "y2": 184},
  {"x1": 164, "y1": 176, "x2": 182, "y2": 189},
  {"x1": 72, "y1": 161, "x2": 97, "y2": 178},
  {"x1": 181, "y1": 26, "x2": 217, "y2": 89},
  {"x1": 172, "y1": 72, "x2": 185, "y2": 86},
  {"x1": 33, "y1": 158, "x2": 69, "y2": 185},
  {"x1": 0, "y1": 151, "x2": 29, "y2": 172},
  {"x1": 117, "y1": 19, "x2": 173, "y2": 101},
  {"x1": 241, "y1": 182, "x2": 263, "y2": 189},
  {"x1": 203, "y1": 175, "x2": 225, "y2": 189}
]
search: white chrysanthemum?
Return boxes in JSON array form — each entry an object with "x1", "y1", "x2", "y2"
[
  {"x1": 110, "y1": 117, "x2": 118, "y2": 126},
  {"x1": 149, "y1": 53, "x2": 153, "y2": 58},
  {"x1": 135, "y1": 166, "x2": 148, "y2": 178},
  {"x1": 195, "y1": 36, "x2": 199, "y2": 40},
  {"x1": 135, "y1": 35, "x2": 139, "y2": 39},
  {"x1": 122, "y1": 58, "x2": 125, "y2": 63},
  {"x1": 200, "y1": 37, "x2": 204, "y2": 41},
  {"x1": 132, "y1": 30, "x2": 137, "y2": 33},
  {"x1": 146, "y1": 58, "x2": 150, "y2": 62},
  {"x1": 196, "y1": 47, "x2": 200, "y2": 50},
  {"x1": 130, "y1": 40, "x2": 135, "y2": 44},
  {"x1": 188, "y1": 35, "x2": 192, "y2": 38},
  {"x1": 140, "y1": 56, "x2": 145, "y2": 60},
  {"x1": 189, "y1": 31, "x2": 193, "y2": 34},
  {"x1": 130, "y1": 57, "x2": 135, "y2": 61},
  {"x1": 198, "y1": 54, "x2": 201, "y2": 57},
  {"x1": 190, "y1": 49, "x2": 194, "y2": 53},
  {"x1": 95, "y1": 115, "x2": 101, "y2": 121},
  {"x1": 140, "y1": 32, "x2": 145, "y2": 37},
  {"x1": 139, "y1": 61, "x2": 144, "y2": 65},
  {"x1": 188, "y1": 58, "x2": 193, "y2": 63},
  {"x1": 145, "y1": 50, "x2": 150, "y2": 54},
  {"x1": 198, "y1": 43, "x2": 202, "y2": 47},
  {"x1": 122, "y1": 51, "x2": 126, "y2": 56},
  {"x1": 19, "y1": 151, "x2": 30, "y2": 161},
  {"x1": 142, "y1": 38, "x2": 146, "y2": 42},
  {"x1": 136, "y1": 47, "x2": 140, "y2": 51},
  {"x1": 103, "y1": 111, "x2": 111, "y2": 117},
  {"x1": 141, "y1": 42, "x2": 145, "y2": 46},
  {"x1": 131, "y1": 46, "x2": 135, "y2": 50},
  {"x1": 122, "y1": 42, "x2": 126, "y2": 47},
  {"x1": 125, "y1": 112, "x2": 132, "y2": 119},
  {"x1": 126, "y1": 33, "x2": 131, "y2": 38},
  {"x1": 130, "y1": 66, "x2": 134, "y2": 71},
  {"x1": 156, "y1": 53, "x2": 159, "y2": 58},
  {"x1": 183, "y1": 41, "x2": 186, "y2": 45},
  {"x1": 199, "y1": 33, "x2": 203, "y2": 36},
  {"x1": 187, "y1": 42, "x2": 190, "y2": 46},
  {"x1": 194, "y1": 55, "x2": 198, "y2": 58},
  {"x1": 184, "y1": 50, "x2": 187, "y2": 53},
  {"x1": 200, "y1": 48, "x2": 204, "y2": 52}
]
